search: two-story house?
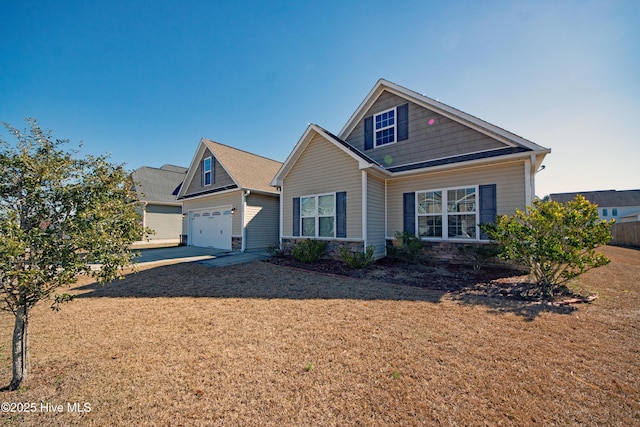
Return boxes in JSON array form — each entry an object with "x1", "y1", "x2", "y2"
[{"x1": 271, "y1": 79, "x2": 551, "y2": 259}]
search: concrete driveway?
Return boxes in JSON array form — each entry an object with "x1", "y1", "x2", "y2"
[{"x1": 133, "y1": 246, "x2": 271, "y2": 268}]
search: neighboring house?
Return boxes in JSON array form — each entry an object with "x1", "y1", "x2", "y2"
[
  {"x1": 549, "y1": 190, "x2": 640, "y2": 222},
  {"x1": 177, "y1": 138, "x2": 282, "y2": 251},
  {"x1": 271, "y1": 79, "x2": 551, "y2": 260},
  {"x1": 131, "y1": 164, "x2": 187, "y2": 246}
]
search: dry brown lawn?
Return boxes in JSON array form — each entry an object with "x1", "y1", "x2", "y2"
[{"x1": 0, "y1": 246, "x2": 638, "y2": 426}]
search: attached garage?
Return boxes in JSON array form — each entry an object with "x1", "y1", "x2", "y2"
[
  {"x1": 189, "y1": 206, "x2": 233, "y2": 250},
  {"x1": 177, "y1": 138, "x2": 282, "y2": 252}
]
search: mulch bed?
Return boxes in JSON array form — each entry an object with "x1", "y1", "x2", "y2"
[{"x1": 267, "y1": 255, "x2": 592, "y2": 303}]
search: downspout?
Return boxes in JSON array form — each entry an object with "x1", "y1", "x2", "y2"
[
  {"x1": 524, "y1": 158, "x2": 532, "y2": 206},
  {"x1": 530, "y1": 154, "x2": 537, "y2": 203},
  {"x1": 278, "y1": 185, "x2": 283, "y2": 248},
  {"x1": 362, "y1": 170, "x2": 368, "y2": 248},
  {"x1": 241, "y1": 190, "x2": 250, "y2": 252},
  {"x1": 384, "y1": 178, "x2": 388, "y2": 255}
]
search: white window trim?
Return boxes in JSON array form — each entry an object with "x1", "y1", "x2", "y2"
[
  {"x1": 374, "y1": 107, "x2": 397, "y2": 148},
  {"x1": 300, "y1": 192, "x2": 336, "y2": 239},
  {"x1": 416, "y1": 185, "x2": 480, "y2": 241},
  {"x1": 203, "y1": 156, "x2": 212, "y2": 187}
]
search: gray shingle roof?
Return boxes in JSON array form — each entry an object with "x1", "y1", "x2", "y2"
[
  {"x1": 201, "y1": 139, "x2": 282, "y2": 193},
  {"x1": 131, "y1": 165, "x2": 187, "y2": 204},
  {"x1": 549, "y1": 190, "x2": 640, "y2": 207}
]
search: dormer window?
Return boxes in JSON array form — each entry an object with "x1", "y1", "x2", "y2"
[
  {"x1": 203, "y1": 156, "x2": 212, "y2": 186},
  {"x1": 375, "y1": 108, "x2": 396, "y2": 146},
  {"x1": 364, "y1": 103, "x2": 408, "y2": 150}
]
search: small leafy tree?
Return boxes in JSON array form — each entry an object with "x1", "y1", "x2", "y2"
[
  {"x1": 482, "y1": 195, "x2": 613, "y2": 297},
  {"x1": 0, "y1": 119, "x2": 145, "y2": 390}
]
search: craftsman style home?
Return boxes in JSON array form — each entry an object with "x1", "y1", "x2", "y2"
[
  {"x1": 271, "y1": 79, "x2": 551, "y2": 259},
  {"x1": 177, "y1": 138, "x2": 282, "y2": 251}
]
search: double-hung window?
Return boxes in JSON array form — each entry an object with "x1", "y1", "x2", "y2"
[
  {"x1": 301, "y1": 194, "x2": 335, "y2": 238},
  {"x1": 203, "y1": 157, "x2": 212, "y2": 186},
  {"x1": 374, "y1": 108, "x2": 396, "y2": 146},
  {"x1": 417, "y1": 186, "x2": 477, "y2": 239}
]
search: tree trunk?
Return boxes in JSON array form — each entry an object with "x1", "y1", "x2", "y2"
[{"x1": 9, "y1": 305, "x2": 28, "y2": 391}]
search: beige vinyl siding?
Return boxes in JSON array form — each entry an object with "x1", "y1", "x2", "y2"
[
  {"x1": 386, "y1": 161, "x2": 526, "y2": 238},
  {"x1": 244, "y1": 193, "x2": 280, "y2": 250},
  {"x1": 145, "y1": 204, "x2": 182, "y2": 240},
  {"x1": 282, "y1": 133, "x2": 363, "y2": 239},
  {"x1": 182, "y1": 190, "x2": 243, "y2": 237},
  {"x1": 345, "y1": 91, "x2": 507, "y2": 167},
  {"x1": 366, "y1": 174, "x2": 386, "y2": 259},
  {"x1": 184, "y1": 148, "x2": 235, "y2": 197}
]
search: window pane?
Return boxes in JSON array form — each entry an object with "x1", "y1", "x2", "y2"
[
  {"x1": 376, "y1": 128, "x2": 395, "y2": 145},
  {"x1": 204, "y1": 158, "x2": 211, "y2": 171},
  {"x1": 418, "y1": 191, "x2": 442, "y2": 214},
  {"x1": 448, "y1": 214, "x2": 476, "y2": 239},
  {"x1": 318, "y1": 195, "x2": 335, "y2": 216},
  {"x1": 418, "y1": 216, "x2": 442, "y2": 238},
  {"x1": 417, "y1": 193, "x2": 426, "y2": 215},
  {"x1": 375, "y1": 110, "x2": 395, "y2": 130},
  {"x1": 302, "y1": 218, "x2": 315, "y2": 237},
  {"x1": 301, "y1": 197, "x2": 316, "y2": 217},
  {"x1": 319, "y1": 217, "x2": 334, "y2": 237},
  {"x1": 448, "y1": 188, "x2": 476, "y2": 213}
]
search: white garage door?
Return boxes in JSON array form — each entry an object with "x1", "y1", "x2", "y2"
[{"x1": 189, "y1": 207, "x2": 233, "y2": 250}]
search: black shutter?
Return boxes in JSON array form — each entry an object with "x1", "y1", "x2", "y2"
[
  {"x1": 397, "y1": 103, "x2": 409, "y2": 141},
  {"x1": 336, "y1": 192, "x2": 347, "y2": 238},
  {"x1": 479, "y1": 184, "x2": 497, "y2": 240},
  {"x1": 364, "y1": 116, "x2": 373, "y2": 150},
  {"x1": 403, "y1": 192, "x2": 415, "y2": 234},
  {"x1": 293, "y1": 197, "x2": 300, "y2": 237}
]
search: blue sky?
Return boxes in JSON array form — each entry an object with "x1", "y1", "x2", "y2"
[{"x1": 1, "y1": 0, "x2": 638, "y2": 198}]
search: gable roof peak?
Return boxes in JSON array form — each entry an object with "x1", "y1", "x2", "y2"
[
  {"x1": 339, "y1": 78, "x2": 550, "y2": 153},
  {"x1": 201, "y1": 137, "x2": 280, "y2": 163}
]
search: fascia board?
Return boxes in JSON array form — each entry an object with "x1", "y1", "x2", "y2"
[
  {"x1": 270, "y1": 124, "x2": 378, "y2": 187},
  {"x1": 388, "y1": 148, "x2": 551, "y2": 178},
  {"x1": 177, "y1": 139, "x2": 208, "y2": 199}
]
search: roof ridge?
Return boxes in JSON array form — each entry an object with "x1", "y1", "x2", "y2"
[
  {"x1": 133, "y1": 165, "x2": 187, "y2": 175},
  {"x1": 202, "y1": 138, "x2": 282, "y2": 164}
]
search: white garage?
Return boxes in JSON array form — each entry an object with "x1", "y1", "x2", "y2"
[{"x1": 189, "y1": 206, "x2": 233, "y2": 250}]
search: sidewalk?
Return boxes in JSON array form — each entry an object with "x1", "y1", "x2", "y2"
[{"x1": 134, "y1": 246, "x2": 271, "y2": 268}]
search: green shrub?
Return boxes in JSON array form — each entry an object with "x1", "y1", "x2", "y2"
[
  {"x1": 481, "y1": 195, "x2": 613, "y2": 297},
  {"x1": 339, "y1": 245, "x2": 375, "y2": 269},
  {"x1": 389, "y1": 231, "x2": 424, "y2": 263},
  {"x1": 292, "y1": 239, "x2": 328, "y2": 263}
]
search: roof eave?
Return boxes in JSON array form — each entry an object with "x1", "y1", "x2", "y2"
[
  {"x1": 271, "y1": 124, "x2": 382, "y2": 187},
  {"x1": 388, "y1": 148, "x2": 551, "y2": 178}
]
